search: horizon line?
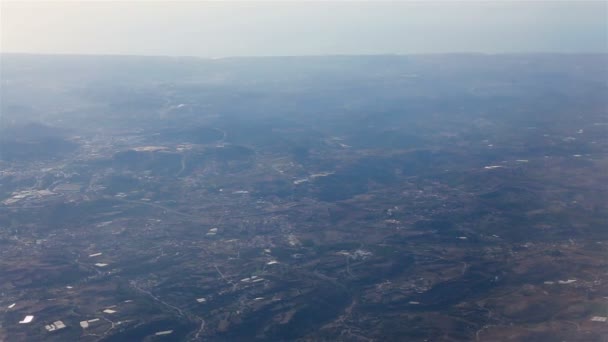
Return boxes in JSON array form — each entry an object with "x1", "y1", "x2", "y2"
[{"x1": 2, "y1": 51, "x2": 608, "y2": 61}]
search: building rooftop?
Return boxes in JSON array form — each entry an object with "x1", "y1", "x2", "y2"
[{"x1": 19, "y1": 315, "x2": 34, "y2": 324}]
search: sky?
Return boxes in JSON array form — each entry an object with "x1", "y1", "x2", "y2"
[{"x1": 1, "y1": 1, "x2": 607, "y2": 57}]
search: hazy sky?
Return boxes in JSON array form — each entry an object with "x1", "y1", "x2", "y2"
[{"x1": 1, "y1": 1, "x2": 607, "y2": 57}]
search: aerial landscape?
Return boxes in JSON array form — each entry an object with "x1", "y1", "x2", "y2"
[{"x1": 0, "y1": 53, "x2": 607, "y2": 341}]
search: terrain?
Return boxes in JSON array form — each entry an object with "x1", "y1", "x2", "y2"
[{"x1": 0, "y1": 54, "x2": 607, "y2": 341}]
